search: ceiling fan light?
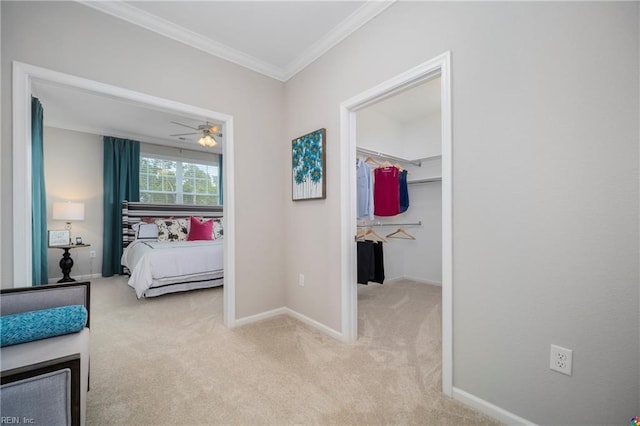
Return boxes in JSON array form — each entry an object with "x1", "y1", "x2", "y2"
[{"x1": 198, "y1": 134, "x2": 217, "y2": 147}]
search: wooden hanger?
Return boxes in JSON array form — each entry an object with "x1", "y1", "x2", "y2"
[
  {"x1": 365, "y1": 228, "x2": 387, "y2": 243},
  {"x1": 364, "y1": 156, "x2": 382, "y2": 167},
  {"x1": 356, "y1": 228, "x2": 367, "y2": 241},
  {"x1": 386, "y1": 228, "x2": 416, "y2": 240}
]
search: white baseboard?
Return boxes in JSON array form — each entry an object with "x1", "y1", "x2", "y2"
[
  {"x1": 452, "y1": 387, "x2": 536, "y2": 425},
  {"x1": 234, "y1": 306, "x2": 343, "y2": 341},
  {"x1": 283, "y1": 307, "x2": 343, "y2": 341},
  {"x1": 234, "y1": 307, "x2": 288, "y2": 327},
  {"x1": 47, "y1": 273, "x2": 102, "y2": 284},
  {"x1": 403, "y1": 275, "x2": 442, "y2": 286},
  {"x1": 385, "y1": 276, "x2": 442, "y2": 286}
]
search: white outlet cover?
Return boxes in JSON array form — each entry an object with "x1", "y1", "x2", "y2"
[{"x1": 550, "y1": 344, "x2": 573, "y2": 376}]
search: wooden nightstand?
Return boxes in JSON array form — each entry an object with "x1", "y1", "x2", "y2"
[{"x1": 50, "y1": 244, "x2": 91, "y2": 283}]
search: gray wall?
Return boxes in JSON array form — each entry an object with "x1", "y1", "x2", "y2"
[
  {"x1": 44, "y1": 127, "x2": 103, "y2": 281},
  {"x1": 284, "y1": 2, "x2": 639, "y2": 424},
  {"x1": 2, "y1": 1, "x2": 638, "y2": 424},
  {"x1": 1, "y1": 1, "x2": 286, "y2": 318}
]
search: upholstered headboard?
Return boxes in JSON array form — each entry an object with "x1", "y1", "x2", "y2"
[{"x1": 121, "y1": 201, "x2": 223, "y2": 248}]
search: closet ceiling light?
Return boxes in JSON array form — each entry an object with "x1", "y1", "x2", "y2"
[{"x1": 198, "y1": 134, "x2": 217, "y2": 147}]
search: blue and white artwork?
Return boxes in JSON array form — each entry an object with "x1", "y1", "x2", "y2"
[{"x1": 292, "y1": 128, "x2": 326, "y2": 201}]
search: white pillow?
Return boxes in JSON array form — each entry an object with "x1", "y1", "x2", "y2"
[{"x1": 134, "y1": 222, "x2": 159, "y2": 240}]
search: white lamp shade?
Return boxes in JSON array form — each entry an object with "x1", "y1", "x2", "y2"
[{"x1": 53, "y1": 202, "x2": 85, "y2": 221}]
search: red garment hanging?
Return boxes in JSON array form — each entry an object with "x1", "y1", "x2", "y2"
[{"x1": 373, "y1": 166, "x2": 400, "y2": 216}]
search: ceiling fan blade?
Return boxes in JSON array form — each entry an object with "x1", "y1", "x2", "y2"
[
  {"x1": 170, "y1": 132, "x2": 198, "y2": 137},
  {"x1": 170, "y1": 121, "x2": 199, "y2": 130}
]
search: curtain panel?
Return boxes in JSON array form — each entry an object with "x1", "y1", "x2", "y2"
[
  {"x1": 31, "y1": 97, "x2": 48, "y2": 285},
  {"x1": 102, "y1": 137, "x2": 140, "y2": 276}
]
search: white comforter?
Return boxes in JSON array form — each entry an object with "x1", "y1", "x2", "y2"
[{"x1": 121, "y1": 240, "x2": 224, "y2": 298}]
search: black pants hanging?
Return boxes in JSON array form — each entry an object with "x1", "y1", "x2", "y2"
[{"x1": 357, "y1": 241, "x2": 385, "y2": 285}]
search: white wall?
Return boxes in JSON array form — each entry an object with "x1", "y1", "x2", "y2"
[
  {"x1": 284, "y1": 2, "x2": 639, "y2": 424},
  {"x1": 44, "y1": 127, "x2": 103, "y2": 281},
  {"x1": 403, "y1": 114, "x2": 441, "y2": 160},
  {"x1": 1, "y1": 1, "x2": 286, "y2": 319}
]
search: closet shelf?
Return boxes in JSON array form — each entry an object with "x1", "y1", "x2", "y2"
[
  {"x1": 356, "y1": 147, "x2": 422, "y2": 167},
  {"x1": 357, "y1": 221, "x2": 422, "y2": 228},
  {"x1": 407, "y1": 177, "x2": 442, "y2": 184}
]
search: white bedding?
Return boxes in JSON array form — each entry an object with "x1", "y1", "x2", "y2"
[{"x1": 121, "y1": 239, "x2": 224, "y2": 298}]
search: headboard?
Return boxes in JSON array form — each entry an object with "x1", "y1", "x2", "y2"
[{"x1": 121, "y1": 201, "x2": 223, "y2": 248}]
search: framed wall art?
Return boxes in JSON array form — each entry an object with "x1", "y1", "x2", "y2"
[{"x1": 292, "y1": 128, "x2": 326, "y2": 201}]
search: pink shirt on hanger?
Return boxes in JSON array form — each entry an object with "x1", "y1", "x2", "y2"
[{"x1": 373, "y1": 166, "x2": 400, "y2": 216}]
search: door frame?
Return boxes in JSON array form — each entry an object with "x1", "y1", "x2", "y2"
[
  {"x1": 12, "y1": 61, "x2": 237, "y2": 327},
  {"x1": 339, "y1": 52, "x2": 452, "y2": 396}
]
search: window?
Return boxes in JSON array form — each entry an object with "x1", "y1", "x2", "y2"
[{"x1": 140, "y1": 155, "x2": 220, "y2": 205}]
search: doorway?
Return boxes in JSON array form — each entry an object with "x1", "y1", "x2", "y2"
[
  {"x1": 11, "y1": 61, "x2": 237, "y2": 327},
  {"x1": 339, "y1": 52, "x2": 452, "y2": 395}
]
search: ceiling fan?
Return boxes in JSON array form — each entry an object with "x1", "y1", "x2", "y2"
[{"x1": 170, "y1": 121, "x2": 222, "y2": 148}]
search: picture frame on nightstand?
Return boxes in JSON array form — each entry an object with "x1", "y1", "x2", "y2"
[{"x1": 48, "y1": 230, "x2": 70, "y2": 247}]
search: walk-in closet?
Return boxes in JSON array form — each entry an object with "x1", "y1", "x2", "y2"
[{"x1": 354, "y1": 76, "x2": 444, "y2": 369}]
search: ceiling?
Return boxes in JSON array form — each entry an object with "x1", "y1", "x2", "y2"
[
  {"x1": 32, "y1": 80, "x2": 225, "y2": 154},
  {"x1": 365, "y1": 77, "x2": 441, "y2": 123},
  {"x1": 80, "y1": 0, "x2": 396, "y2": 82},
  {"x1": 35, "y1": 1, "x2": 396, "y2": 152}
]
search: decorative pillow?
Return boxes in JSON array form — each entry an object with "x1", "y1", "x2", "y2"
[
  {"x1": 192, "y1": 216, "x2": 224, "y2": 240},
  {"x1": 212, "y1": 218, "x2": 224, "y2": 240},
  {"x1": 132, "y1": 222, "x2": 159, "y2": 240},
  {"x1": 1, "y1": 305, "x2": 88, "y2": 347},
  {"x1": 155, "y1": 218, "x2": 188, "y2": 242},
  {"x1": 139, "y1": 223, "x2": 159, "y2": 240},
  {"x1": 187, "y1": 216, "x2": 213, "y2": 241}
]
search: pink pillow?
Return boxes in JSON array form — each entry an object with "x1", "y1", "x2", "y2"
[{"x1": 187, "y1": 216, "x2": 213, "y2": 241}]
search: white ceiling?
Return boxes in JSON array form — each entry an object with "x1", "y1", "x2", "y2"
[
  {"x1": 32, "y1": 80, "x2": 225, "y2": 154},
  {"x1": 37, "y1": 1, "x2": 427, "y2": 154},
  {"x1": 365, "y1": 77, "x2": 441, "y2": 123},
  {"x1": 80, "y1": 0, "x2": 395, "y2": 82}
]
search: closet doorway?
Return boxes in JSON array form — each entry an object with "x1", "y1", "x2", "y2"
[{"x1": 339, "y1": 53, "x2": 452, "y2": 396}]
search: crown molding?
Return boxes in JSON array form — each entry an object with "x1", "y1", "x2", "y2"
[
  {"x1": 77, "y1": 0, "x2": 395, "y2": 82},
  {"x1": 282, "y1": 1, "x2": 396, "y2": 81},
  {"x1": 77, "y1": 0, "x2": 287, "y2": 81}
]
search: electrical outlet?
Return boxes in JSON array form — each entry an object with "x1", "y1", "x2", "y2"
[
  {"x1": 298, "y1": 273, "x2": 305, "y2": 287},
  {"x1": 550, "y1": 344, "x2": 573, "y2": 376},
  {"x1": 89, "y1": 250, "x2": 96, "y2": 258}
]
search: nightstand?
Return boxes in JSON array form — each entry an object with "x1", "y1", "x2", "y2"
[{"x1": 50, "y1": 244, "x2": 91, "y2": 283}]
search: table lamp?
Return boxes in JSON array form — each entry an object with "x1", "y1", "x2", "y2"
[{"x1": 53, "y1": 201, "x2": 85, "y2": 244}]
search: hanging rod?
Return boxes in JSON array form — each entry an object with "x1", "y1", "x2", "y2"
[
  {"x1": 356, "y1": 147, "x2": 422, "y2": 167},
  {"x1": 407, "y1": 177, "x2": 442, "y2": 184},
  {"x1": 357, "y1": 221, "x2": 422, "y2": 228}
]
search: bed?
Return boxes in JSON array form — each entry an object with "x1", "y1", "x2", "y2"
[{"x1": 120, "y1": 201, "x2": 224, "y2": 298}]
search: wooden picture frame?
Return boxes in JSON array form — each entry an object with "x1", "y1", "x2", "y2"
[
  {"x1": 48, "y1": 230, "x2": 70, "y2": 247},
  {"x1": 292, "y1": 128, "x2": 326, "y2": 201}
]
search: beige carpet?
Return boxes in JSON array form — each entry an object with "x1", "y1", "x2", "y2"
[{"x1": 87, "y1": 277, "x2": 498, "y2": 425}]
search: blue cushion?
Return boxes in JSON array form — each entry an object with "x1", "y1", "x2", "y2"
[{"x1": 1, "y1": 305, "x2": 87, "y2": 347}]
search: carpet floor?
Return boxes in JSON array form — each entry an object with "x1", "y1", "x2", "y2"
[{"x1": 86, "y1": 277, "x2": 498, "y2": 425}]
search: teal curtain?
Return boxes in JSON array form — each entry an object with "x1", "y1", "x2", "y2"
[
  {"x1": 102, "y1": 137, "x2": 140, "y2": 276},
  {"x1": 31, "y1": 97, "x2": 48, "y2": 285},
  {"x1": 219, "y1": 153, "x2": 223, "y2": 205}
]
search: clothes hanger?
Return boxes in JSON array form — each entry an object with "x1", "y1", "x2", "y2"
[
  {"x1": 385, "y1": 228, "x2": 416, "y2": 240},
  {"x1": 365, "y1": 228, "x2": 387, "y2": 242},
  {"x1": 356, "y1": 228, "x2": 367, "y2": 241},
  {"x1": 364, "y1": 156, "x2": 382, "y2": 167}
]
